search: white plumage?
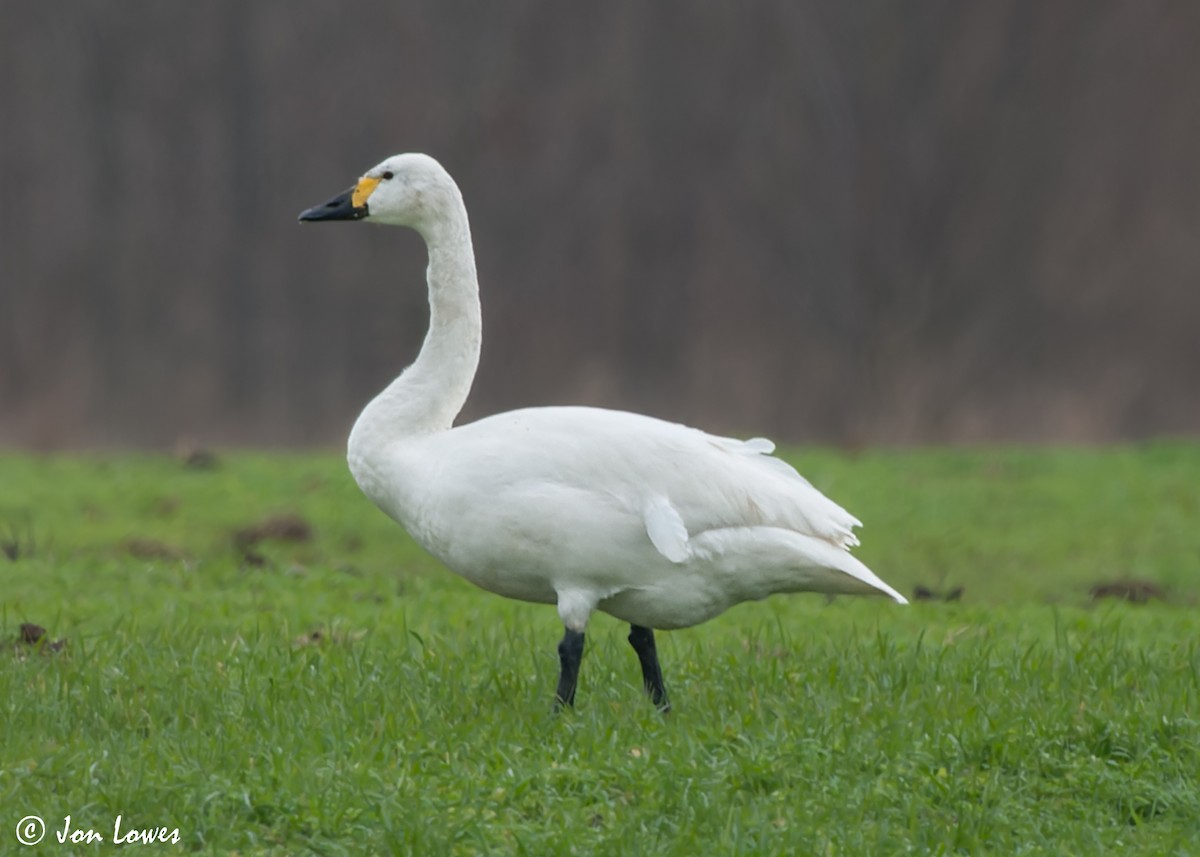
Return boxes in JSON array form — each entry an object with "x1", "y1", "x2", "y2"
[{"x1": 299, "y1": 153, "x2": 905, "y2": 708}]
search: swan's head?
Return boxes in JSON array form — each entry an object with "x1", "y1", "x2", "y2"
[{"x1": 298, "y1": 153, "x2": 461, "y2": 231}]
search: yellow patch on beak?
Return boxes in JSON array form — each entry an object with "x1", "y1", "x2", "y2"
[{"x1": 352, "y1": 176, "x2": 382, "y2": 209}]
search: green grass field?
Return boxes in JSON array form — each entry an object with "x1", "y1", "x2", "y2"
[{"x1": 1, "y1": 445, "x2": 1198, "y2": 855}]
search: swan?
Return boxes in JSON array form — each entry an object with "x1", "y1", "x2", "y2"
[{"x1": 299, "y1": 153, "x2": 906, "y2": 710}]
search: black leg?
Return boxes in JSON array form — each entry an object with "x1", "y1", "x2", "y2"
[
  {"x1": 628, "y1": 625, "x2": 670, "y2": 711},
  {"x1": 555, "y1": 628, "x2": 586, "y2": 709}
]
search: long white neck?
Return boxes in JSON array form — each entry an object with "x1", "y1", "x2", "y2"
[{"x1": 347, "y1": 191, "x2": 481, "y2": 481}]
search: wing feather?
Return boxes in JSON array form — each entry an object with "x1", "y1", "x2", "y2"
[{"x1": 643, "y1": 495, "x2": 690, "y2": 563}]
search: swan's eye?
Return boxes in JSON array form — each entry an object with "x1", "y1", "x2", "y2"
[{"x1": 381, "y1": 171, "x2": 394, "y2": 180}]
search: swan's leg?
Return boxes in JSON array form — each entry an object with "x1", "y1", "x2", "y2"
[
  {"x1": 554, "y1": 628, "x2": 586, "y2": 708},
  {"x1": 628, "y1": 625, "x2": 670, "y2": 711}
]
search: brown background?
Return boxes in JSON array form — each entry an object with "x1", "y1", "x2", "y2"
[{"x1": 2, "y1": 2, "x2": 1197, "y2": 448}]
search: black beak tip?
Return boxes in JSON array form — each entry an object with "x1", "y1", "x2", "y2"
[
  {"x1": 297, "y1": 205, "x2": 326, "y2": 222},
  {"x1": 297, "y1": 187, "x2": 367, "y2": 223}
]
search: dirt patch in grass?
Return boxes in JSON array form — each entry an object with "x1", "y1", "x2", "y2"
[
  {"x1": 1089, "y1": 580, "x2": 1166, "y2": 604},
  {"x1": 6, "y1": 623, "x2": 67, "y2": 655},
  {"x1": 234, "y1": 513, "x2": 314, "y2": 548},
  {"x1": 913, "y1": 585, "x2": 965, "y2": 602},
  {"x1": 121, "y1": 537, "x2": 188, "y2": 561}
]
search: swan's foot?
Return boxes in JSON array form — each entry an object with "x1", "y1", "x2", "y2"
[
  {"x1": 628, "y1": 624, "x2": 671, "y2": 713},
  {"x1": 554, "y1": 628, "x2": 586, "y2": 710}
]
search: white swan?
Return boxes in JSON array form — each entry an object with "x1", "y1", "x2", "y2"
[{"x1": 299, "y1": 153, "x2": 906, "y2": 709}]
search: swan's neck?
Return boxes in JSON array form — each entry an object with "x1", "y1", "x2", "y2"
[{"x1": 348, "y1": 199, "x2": 481, "y2": 480}]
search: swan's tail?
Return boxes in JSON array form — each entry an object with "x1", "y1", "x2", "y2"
[
  {"x1": 689, "y1": 525, "x2": 909, "y2": 604},
  {"x1": 797, "y1": 535, "x2": 909, "y2": 604}
]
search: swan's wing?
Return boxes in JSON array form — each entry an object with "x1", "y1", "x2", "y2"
[
  {"x1": 669, "y1": 425, "x2": 863, "y2": 550},
  {"x1": 443, "y1": 406, "x2": 864, "y2": 552}
]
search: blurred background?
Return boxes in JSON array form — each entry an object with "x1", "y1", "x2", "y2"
[{"x1": 2, "y1": 2, "x2": 1197, "y2": 449}]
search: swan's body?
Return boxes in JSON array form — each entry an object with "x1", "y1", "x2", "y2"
[
  {"x1": 353, "y1": 404, "x2": 900, "y2": 631},
  {"x1": 300, "y1": 153, "x2": 905, "y2": 708}
]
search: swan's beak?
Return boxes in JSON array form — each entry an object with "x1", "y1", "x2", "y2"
[{"x1": 298, "y1": 176, "x2": 380, "y2": 222}]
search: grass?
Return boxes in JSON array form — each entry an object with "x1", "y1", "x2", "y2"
[{"x1": 1, "y1": 444, "x2": 1198, "y2": 854}]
